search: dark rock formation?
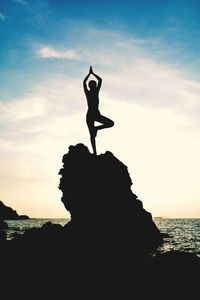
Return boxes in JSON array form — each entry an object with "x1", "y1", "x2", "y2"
[
  {"x1": 0, "y1": 201, "x2": 29, "y2": 220},
  {"x1": 58, "y1": 143, "x2": 163, "y2": 254},
  {"x1": 152, "y1": 250, "x2": 200, "y2": 292},
  {"x1": 0, "y1": 230, "x2": 6, "y2": 244},
  {"x1": 0, "y1": 219, "x2": 7, "y2": 244},
  {"x1": 0, "y1": 219, "x2": 8, "y2": 230},
  {"x1": 0, "y1": 144, "x2": 200, "y2": 296}
]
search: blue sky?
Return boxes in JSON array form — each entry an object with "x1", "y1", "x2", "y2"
[
  {"x1": 1, "y1": 0, "x2": 200, "y2": 217},
  {"x1": 1, "y1": 0, "x2": 200, "y2": 99}
]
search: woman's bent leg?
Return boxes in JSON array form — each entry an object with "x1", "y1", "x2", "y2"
[{"x1": 95, "y1": 114, "x2": 114, "y2": 130}]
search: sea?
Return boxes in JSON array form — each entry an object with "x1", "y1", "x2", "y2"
[{"x1": 3, "y1": 218, "x2": 200, "y2": 257}]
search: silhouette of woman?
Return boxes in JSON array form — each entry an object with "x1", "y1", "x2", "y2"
[{"x1": 83, "y1": 66, "x2": 114, "y2": 155}]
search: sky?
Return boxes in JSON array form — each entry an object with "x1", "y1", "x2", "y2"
[{"x1": 0, "y1": 0, "x2": 200, "y2": 218}]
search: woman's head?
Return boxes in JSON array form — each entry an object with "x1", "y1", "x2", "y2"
[{"x1": 88, "y1": 80, "x2": 97, "y2": 90}]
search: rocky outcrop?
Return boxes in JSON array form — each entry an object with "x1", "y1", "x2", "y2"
[
  {"x1": 0, "y1": 144, "x2": 199, "y2": 296},
  {"x1": 0, "y1": 219, "x2": 8, "y2": 230},
  {"x1": 58, "y1": 143, "x2": 163, "y2": 254},
  {"x1": 0, "y1": 201, "x2": 29, "y2": 220},
  {"x1": 0, "y1": 230, "x2": 6, "y2": 244},
  {"x1": 0, "y1": 220, "x2": 7, "y2": 244}
]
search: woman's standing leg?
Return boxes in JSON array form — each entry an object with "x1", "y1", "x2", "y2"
[{"x1": 86, "y1": 113, "x2": 97, "y2": 155}]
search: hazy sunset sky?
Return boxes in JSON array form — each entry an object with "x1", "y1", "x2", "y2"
[{"x1": 1, "y1": 0, "x2": 200, "y2": 218}]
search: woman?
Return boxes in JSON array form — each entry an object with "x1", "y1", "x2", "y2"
[{"x1": 83, "y1": 66, "x2": 114, "y2": 155}]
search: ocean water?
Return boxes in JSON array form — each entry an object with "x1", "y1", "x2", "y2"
[
  {"x1": 4, "y1": 218, "x2": 200, "y2": 257},
  {"x1": 154, "y1": 218, "x2": 200, "y2": 257},
  {"x1": 4, "y1": 218, "x2": 70, "y2": 240}
]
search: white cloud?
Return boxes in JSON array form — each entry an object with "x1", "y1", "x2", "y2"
[
  {"x1": 39, "y1": 47, "x2": 79, "y2": 59},
  {"x1": 0, "y1": 96, "x2": 46, "y2": 122},
  {"x1": 0, "y1": 12, "x2": 6, "y2": 20},
  {"x1": 2, "y1": 29, "x2": 200, "y2": 217},
  {"x1": 102, "y1": 58, "x2": 200, "y2": 119},
  {"x1": 72, "y1": 27, "x2": 200, "y2": 122}
]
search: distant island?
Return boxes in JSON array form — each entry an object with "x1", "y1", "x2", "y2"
[{"x1": 0, "y1": 201, "x2": 29, "y2": 220}]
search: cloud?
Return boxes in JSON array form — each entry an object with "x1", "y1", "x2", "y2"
[
  {"x1": 35, "y1": 28, "x2": 200, "y2": 124},
  {"x1": 67, "y1": 27, "x2": 200, "y2": 123},
  {"x1": 103, "y1": 58, "x2": 200, "y2": 119},
  {"x1": 2, "y1": 28, "x2": 200, "y2": 217},
  {"x1": 0, "y1": 97, "x2": 46, "y2": 122},
  {"x1": 0, "y1": 12, "x2": 6, "y2": 20},
  {"x1": 1, "y1": 85, "x2": 200, "y2": 217},
  {"x1": 39, "y1": 47, "x2": 79, "y2": 59}
]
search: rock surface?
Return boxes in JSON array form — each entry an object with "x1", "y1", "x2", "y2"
[
  {"x1": 0, "y1": 219, "x2": 7, "y2": 244},
  {"x1": 58, "y1": 143, "x2": 163, "y2": 254},
  {"x1": 0, "y1": 219, "x2": 8, "y2": 230},
  {"x1": 0, "y1": 201, "x2": 29, "y2": 220},
  {"x1": 0, "y1": 144, "x2": 200, "y2": 296}
]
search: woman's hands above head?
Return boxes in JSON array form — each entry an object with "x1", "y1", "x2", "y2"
[{"x1": 89, "y1": 66, "x2": 94, "y2": 74}]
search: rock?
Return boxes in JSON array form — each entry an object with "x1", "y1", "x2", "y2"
[
  {"x1": 0, "y1": 230, "x2": 6, "y2": 243},
  {"x1": 161, "y1": 232, "x2": 171, "y2": 238},
  {"x1": 10, "y1": 232, "x2": 22, "y2": 239},
  {"x1": 0, "y1": 220, "x2": 7, "y2": 244},
  {"x1": 152, "y1": 250, "x2": 200, "y2": 291},
  {"x1": 18, "y1": 215, "x2": 29, "y2": 220},
  {"x1": 0, "y1": 201, "x2": 29, "y2": 220},
  {"x1": 0, "y1": 219, "x2": 8, "y2": 230},
  {"x1": 0, "y1": 143, "x2": 200, "y2": 296},
  {"x1": 58, "y1": 143, "x2": 163, "y2": 254}
]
